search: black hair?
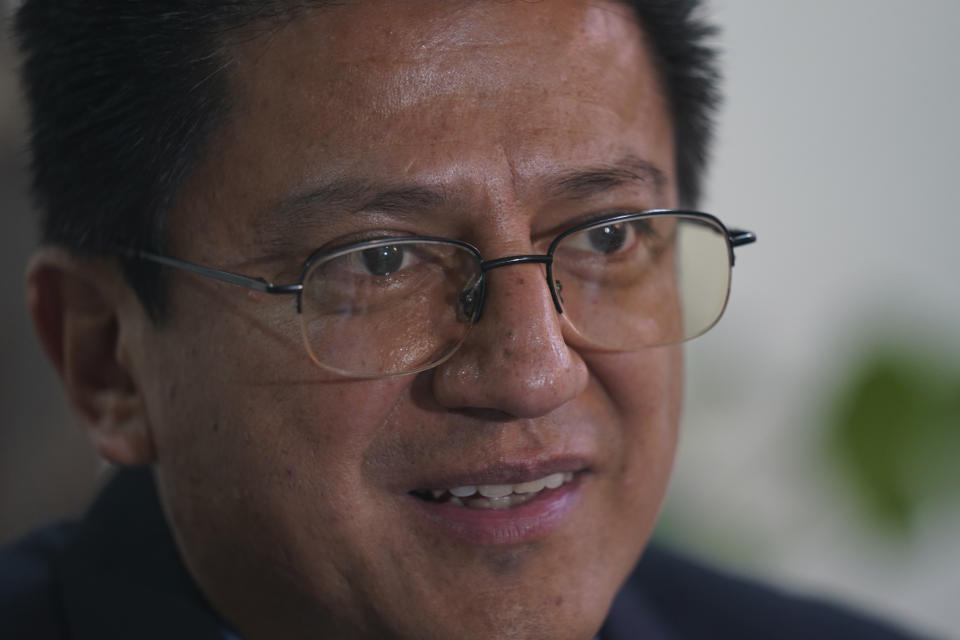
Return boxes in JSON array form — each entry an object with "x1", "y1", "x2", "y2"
[
  {"x1": 628, "y1": 0, "x2": 721, "y2": 209},
  {"x1": 14, "y1": 0, "x2": 720, "y2": 318}
]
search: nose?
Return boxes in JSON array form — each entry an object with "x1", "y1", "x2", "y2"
[{"x1": 431, "y1": 260, "x2": 589, "y2": 418}]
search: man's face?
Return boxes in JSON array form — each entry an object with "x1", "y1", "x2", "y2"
[{"x1": 132, "y1": 1, "x2": 681, "y2": 638}]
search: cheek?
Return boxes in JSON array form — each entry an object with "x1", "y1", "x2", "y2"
[
  {"x1": 140, "y1": 301, "x2": 411, "y2": 536},
  {"x1": 600, "y1": 343, "x2": 683, "y2": 428},
  {"x1": 149, "y1": 352, "x2": 406, "y2": 494},
  {"x1": 143, "y1": 320, "x2": 416, "y2": 612},
  {"x1": 588, "y1": 344, "x2": 683, "y2": 502},
  {"x1": 144, "y1": 278, "x2": 407, "y2": 464}
]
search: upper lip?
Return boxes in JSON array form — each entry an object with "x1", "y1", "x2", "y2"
[{"x1": 410, "y1": 456, "x2": 591, "y2": 491}]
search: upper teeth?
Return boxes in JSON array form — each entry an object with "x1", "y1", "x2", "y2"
[{"x1": 433, "y1": 471, "x2": 574, "y2": 499}]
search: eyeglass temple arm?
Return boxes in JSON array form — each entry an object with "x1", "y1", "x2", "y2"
[
  {"x1": 726, "y1": 229, "x2": 756, "y2": 267},
  {"x1": 728, "y1": 229, "x2": 756, "y2": 248},
  {"x1": 120, "y1": 249, "x2": 303, "y2": 295}
]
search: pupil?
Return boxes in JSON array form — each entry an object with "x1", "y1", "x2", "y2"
[
  {"x1": 587, "y1": 224, "x2": 626, "y2": 254},
  {"x1": 361, "y1": 245, "x2": 404, "y2": 275}
]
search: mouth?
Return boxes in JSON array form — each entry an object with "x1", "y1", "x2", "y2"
[
  {"x1": 406, "y1": 461, "x2": 588, "y2": 544},
  {"x1": 411, "y1": 471, "x2": 576, "y2": 509}
]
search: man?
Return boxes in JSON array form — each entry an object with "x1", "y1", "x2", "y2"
[{"x1": 0, "y1": 0, "x2": 920, "y2": 638}]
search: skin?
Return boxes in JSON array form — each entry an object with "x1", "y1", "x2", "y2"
[{"x1": 29, "y1": 1, "x2": 683, "y2": 638}]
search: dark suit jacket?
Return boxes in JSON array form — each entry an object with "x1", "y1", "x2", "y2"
[{"x1": 1, "y1": 468, "x2": 925, "y2": 639}]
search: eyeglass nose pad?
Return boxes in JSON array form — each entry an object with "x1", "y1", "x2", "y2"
[{"x1": 457, "y1": 276, "x2": 485, "y2": 324}]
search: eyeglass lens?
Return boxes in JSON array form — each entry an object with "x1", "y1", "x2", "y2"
[
  {"x1": 299, "y1": 240, "x2": 481, "y2": 376},
  {"x1": 554, "y1": 213, "x2": 731, "y2": 351},
  {"x1": 298, "y1": 213, "x2": 731, "y2": 377}
]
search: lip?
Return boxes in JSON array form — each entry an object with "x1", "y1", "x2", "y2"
[{"x1": 407, "y1": 471, "x2": 587, "y2": 545}]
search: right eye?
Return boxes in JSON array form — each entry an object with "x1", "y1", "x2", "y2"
[
  {"x1": 333, "y1": 243, "x2": 424, "y2": 279},
  {"x1": 357, "y1": 244, "x2": 407, "y2": 276}
]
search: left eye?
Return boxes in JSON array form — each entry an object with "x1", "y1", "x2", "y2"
[
  {"x1": 584, "y1": 222, "x2": 634, "y2": 254},
  {"x1": 564, "y1": 221, "x2": 638, "y2": 256}
]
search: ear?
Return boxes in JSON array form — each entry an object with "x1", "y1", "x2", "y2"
[{"x1": 26, "y1": 248, "x2": 156, "y2": 466}]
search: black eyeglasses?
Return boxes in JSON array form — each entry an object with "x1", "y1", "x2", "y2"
[{"x1": 125, "y1": 210, "x2": 755, "y2": 377}]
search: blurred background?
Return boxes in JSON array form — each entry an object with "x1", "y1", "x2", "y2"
[{"x1": 1, "y1": 0, "x2": 957, "y2": 637}]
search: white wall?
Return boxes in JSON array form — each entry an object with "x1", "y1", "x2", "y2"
[{"x1": 667, "y1": 2, "x2": 960, "y2": 637}]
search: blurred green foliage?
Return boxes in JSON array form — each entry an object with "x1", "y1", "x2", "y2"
[{"x1": 826, "y1": 346, "x2": 960, "y2": 536}]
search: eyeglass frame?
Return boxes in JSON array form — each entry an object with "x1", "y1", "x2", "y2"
[{"x1": 120, "y1": 209, "x2": 756, "y2": 369}]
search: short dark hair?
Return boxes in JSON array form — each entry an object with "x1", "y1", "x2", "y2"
[
  {"x1": 14, "y1": 0, "x2": 720, "y2": 318},
  {"x1": 628, "y1": 0, "x2": 721, "y2": 207}
]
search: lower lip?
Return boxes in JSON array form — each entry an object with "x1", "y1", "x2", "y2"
[{"x1": 409, "y1": 475, "x2": 585, "y2": 545}]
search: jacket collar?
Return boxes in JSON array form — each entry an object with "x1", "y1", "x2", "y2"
[{"x1": 58, "y1": 466, "x2": 224, "y2": 639}]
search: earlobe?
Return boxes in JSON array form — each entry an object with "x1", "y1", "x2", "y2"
[{"x1": 26, "y1": 248, "x2": 156, "y2": 466}]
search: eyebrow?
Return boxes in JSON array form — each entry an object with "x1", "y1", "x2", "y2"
[
  {"x1": 280, "y1": 181, "x2": 446, "y2": 214},
  {"x1": 545, "y1": 154, "x2": 666, "y2": 201},
  {"x1": 253, "y1": 153, "x2": 665, "y2": 252},
  {"x1": 253, "y1": 181, "x2": 447, "y2": 251}
]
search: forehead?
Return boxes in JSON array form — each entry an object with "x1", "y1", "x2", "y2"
[
  {"x1": 175, "y1": 0, "x2": 673, "y2": 252},
  {"x1": 243, "y1": 1, "x2": 649, "y2": 107}
]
